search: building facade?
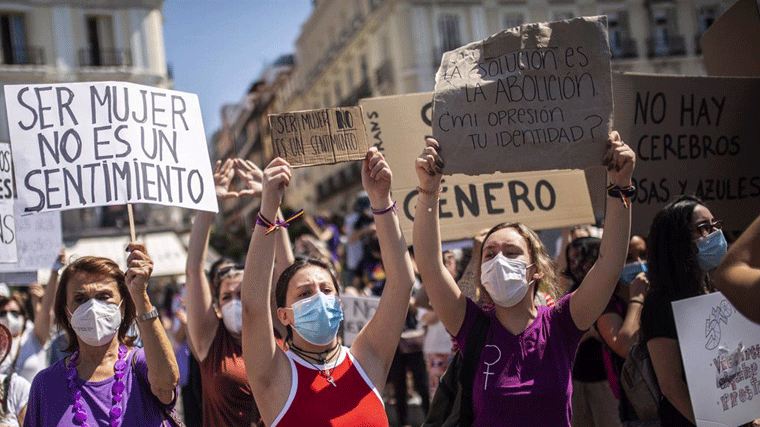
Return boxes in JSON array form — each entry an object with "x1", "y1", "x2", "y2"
[
  {"x1": 0, "y1": 0, "x2": 176, "y2": 238},
  {"x1": 274, "y1": 0, "x2": 732, "y2": 215}
]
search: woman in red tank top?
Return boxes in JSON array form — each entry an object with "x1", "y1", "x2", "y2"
[{"x1": 241, "y1": 148, "x2": 416, "y2": 427}]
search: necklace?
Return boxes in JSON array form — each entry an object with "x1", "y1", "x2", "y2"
[
  {"x1": 289, "y1": 343, "x2": 341, "y2": 387},
  {"x1": 67, "y1": 344, "x2": 128, "y2": 427}
]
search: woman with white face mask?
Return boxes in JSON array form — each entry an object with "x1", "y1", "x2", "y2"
[
  {"x1": 241, "y1": 148, "x2": 416, "y2": 426},
  {"x1": 23, "y1": 243, "x2": 179, "y2": 427},
  {"x1": 184, "y1": 158, "x2": 294, "y2": 427},
  {"x1": 0, "y1": 251, "x2": 65, "y2": 383},
  {"x1": 412, "y1": 132, "x2": 635, "y2": 427}
]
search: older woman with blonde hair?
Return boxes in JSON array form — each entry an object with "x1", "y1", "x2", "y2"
[{"x1": 24, "y1": 243, "x2": 179, "y2": 427}]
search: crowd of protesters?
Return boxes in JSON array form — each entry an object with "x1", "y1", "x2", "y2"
[{"x1": 0, "y1": 131, "x2": 757, "y2": 427}]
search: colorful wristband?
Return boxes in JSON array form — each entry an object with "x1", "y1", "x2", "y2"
[{"x1": 371, "y1": 201, "x2": 398, "y2": 216}]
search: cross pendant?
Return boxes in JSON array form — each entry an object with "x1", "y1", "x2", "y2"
[{"x1": 327, "y1": 376, "x2": 337, "y2": 387}]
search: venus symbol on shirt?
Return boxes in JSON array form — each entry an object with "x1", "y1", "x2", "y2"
[{"x1": 482, "y1": 345, "x2": 502, "y2": 390}]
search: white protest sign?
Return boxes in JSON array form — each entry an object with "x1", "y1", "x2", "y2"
[
  {"x1": 341, "y1": 294, "x2": 380, "y2": 346},
  {"x1": 0, "y1": 201, "x2": 60, "y2": 271},
  {"x1": 672, "y1": 292, "x2": 760, "y2": 427},
  {"x1": 4, "y1": 82, "x2": 217, "y2": 214},
  {"x1": 0, "y1": 143, "x2": 17, "y2": 263},
  {"x1": 360, "y1": 93, "x2": 595, "y2": 241},
  {"x1": 433, "y1": 16, "x2": 612, "y2": 176}
]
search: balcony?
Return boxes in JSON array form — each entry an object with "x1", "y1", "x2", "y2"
[
  {"x1": 646, "y1": 35, "x2": 686, "y2": 58},
  {"x1": 78, "y1": 48, "x2": 132, "y2": 67},
  {"x1": 1, "y1": 45, "x2": 44, "y2": 66},
  {"x1": 610, "y1": 38, "x2": 638, "y2": 59},
  {"x1": 375, "y1": 60, "x2": 394, "y2": 88}
]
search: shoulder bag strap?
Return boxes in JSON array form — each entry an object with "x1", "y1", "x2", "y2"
[
  {"x1": 460, "y1": 311, "x2": 491, "y2": 425},
  {"x1": 131, "y1": 351, "x2": 186, "y2": 427}
]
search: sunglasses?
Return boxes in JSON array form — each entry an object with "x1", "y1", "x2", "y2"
[
  {"x1": 693, "y1": 219, "x2": 723, "y2": 237},
  {"x1": 0, "y1": 310, "x2": 20, "y2": 318},
  {"x1": 215, "y1": 264, "x2": 245, "y2": 280}
]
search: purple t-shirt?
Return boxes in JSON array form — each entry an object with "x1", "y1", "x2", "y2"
[
  {"x1": 455, "y1": 293, "x2": 585, "y2": 427},
  {"x1": 24, "y1": 347, "x2": 175, "y2": 427}
]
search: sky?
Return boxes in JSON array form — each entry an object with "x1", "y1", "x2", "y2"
[{"x1": 163, "y1": 1, "x2": 314, "y2": 137}]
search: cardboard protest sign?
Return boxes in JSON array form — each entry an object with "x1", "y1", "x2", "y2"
[
  {"x1": 360, "y1": 93, "x2": 595, "y2": 241},
  {"x1": 612, "y1": 73, "x2": 760, "y2": 237},
  {"x1": 672, "y1": 292, "x2": 760, "y2": 427},
  {"x1": 268, "y1": 107, "x2": 369, "y2": 167},
  {"x1": 701, "y1": 0, "x2": 760, "y2": 77},
  {"x1": 340, "y1": 294, "x2": 379, "y2": 346},
  {"x1": 432, "y1": 16, "x2": 612, "y2": 176},
  {"x1": 4, "y1": 82, "x2": 217, "y2": 214},
  {"x1": 0, "y1": 202, "x2": 60, "y2": 271}
]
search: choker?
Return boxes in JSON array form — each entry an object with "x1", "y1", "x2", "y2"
[{"x1": 289, "y1": 343, "x2": 341, "y2": 387}]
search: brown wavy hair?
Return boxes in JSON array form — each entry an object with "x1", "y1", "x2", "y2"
[
  {"x1": 476, "y1": 222, "x2": 560, "y2": 305},
  {"x1": 54, "y1": 256, "x2": 136, "y2": 353}
]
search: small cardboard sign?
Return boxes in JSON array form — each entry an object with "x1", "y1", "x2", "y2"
[
  {"x1": 432, "y1": 16, "x2": 613, "y2": 176},
  {"x1": 360, "y1": 93, "x2": 595, "y2": 241},
  {"x1": 612, "y1": 73, "x2": 760, "y2": 237},
  {"x1": 3, "y1": 81, "x2": 218, "y2": 214},
  {"x1": 701, "y1": 0, "x2": 760, "y2": 77},
  {"x1": 672, "y1": 292, "x2": 760, "y2": 427},
  {"x1": 340, "y1": 294, "x2": 380, "y2": 346},
  {"x1": 268, "y1": 106, "x2": 369, "y2": 167},
  {"x1": 0, "y1": 143, "x2": 17, "y2": 263}
]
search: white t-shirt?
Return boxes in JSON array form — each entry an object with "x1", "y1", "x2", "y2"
[
  {"x1": 0, "y1": 373, "x2": 30, "y2": 427},
  {"x1": 0, "y1": 324, "x2": 48, "y2": 383}
]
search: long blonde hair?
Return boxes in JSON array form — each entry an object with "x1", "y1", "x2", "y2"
[{"x1": 475, "y1": 222, "x2": 561, "y2": 306}]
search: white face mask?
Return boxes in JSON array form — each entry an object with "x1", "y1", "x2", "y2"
[
  {"x1": 0, "y1": 312, "x2": 23, "y2": 336},
  {"x1": 221, "y1": 299, "x2": 242, "y2": 335},
  {"x1": 480, "y1": 253, "x2": 533, "y2": 307},
  {"x1": 68, "y1": 299, "x2": 122, "y2": 347}
]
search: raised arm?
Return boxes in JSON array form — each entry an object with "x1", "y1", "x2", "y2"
[
  {"x1": 32, "y1": 250, "x2": 65, "y2": 344},
  {"x1": 241, "y1": 158, "x2": 292, "y2": 422},
  {"x1": 597, "y1": 272, "x2": 647, "y2": 357},
  {"x1": 412, "y1": 138, "x2": 467, "y2": 336},
  {"x1": 184, "y1": 159, "x2": 236, "y2": 361},
  {"x1": 714, "y1": 213, "x2": 760, "y2": 323},
  {"x1": 351, "y1": 148, "x2": 416, "y2": 388},
  {"x1": 570, "y1": 132, "x2": 634, "y2": 330},
  {"x1": 126, "y1": 242, "x2": 179, "y2": 405}
]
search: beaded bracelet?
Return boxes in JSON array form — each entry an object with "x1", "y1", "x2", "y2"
[
  {"x1": 416, "y1": 186, "x2": 441, "y2": 197},
  {"x1": 606, "y1": 183, "x2": 636, "y2": 208},
  {"x1": 371, "y1": 201, "x2": 398, "y2": 216},
  {"x1": 257, "y1": 209, "x2": 304, "y2": 235}
]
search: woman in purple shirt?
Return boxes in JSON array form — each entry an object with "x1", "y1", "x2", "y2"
[
  {"x1": 24, "y1": 243, "x2": 179, "y2": 427},
  {"x1": 412, "y1": 132, "x2": 635, "y2": 426}
]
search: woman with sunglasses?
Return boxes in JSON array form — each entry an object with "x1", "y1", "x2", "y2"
[
  {"x1": 413, "y1": 132, "x2": 635, "y2": 426},
  {"x1": 241, "y1": 148, "x2": 415, "y2": 426},
  {"x1": 185, "y1": 158, "x2": 294, "y2": 427},
  {"x1": 641, "y1": 195, "x2": 726, "y2": 426}
]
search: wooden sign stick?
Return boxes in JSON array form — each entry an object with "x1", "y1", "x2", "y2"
[{"x1": 127, "y1": 204, "x2": 136, "y2": 242}]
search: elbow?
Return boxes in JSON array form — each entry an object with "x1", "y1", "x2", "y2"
[{"x1": 657, "y1": 375, "x2": 682, "y2": 402}]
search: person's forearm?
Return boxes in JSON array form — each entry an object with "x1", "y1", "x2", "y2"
[
  {"x1": 664, "y1": 379, "x2": 696, "y2": 424},
  {"x1": 413, "y1": 193, "x2": 445, "y2": 277},
  {"x1": 33, "y1": 271, "x2": 59, "y2": 343},
  {"x1": 615, "y1": 303, "x2": 642, "y2": 356},
  {"x1": 132, "y1": 290, "x2": 179, "y2": 404},
  {"x1": 273, "y1": 208, "x2": 295, "y2": 280}
]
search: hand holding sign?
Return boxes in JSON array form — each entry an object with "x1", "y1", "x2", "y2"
[
  {"x1": 603, "y1": 131, "x2": 636, "y2": 187},
  {"x1": 125, "y1": 241, "x2": 154, "y2": 294},
  {"x1": 362, "y1": 148, "x2": 393, "y2": 209}
]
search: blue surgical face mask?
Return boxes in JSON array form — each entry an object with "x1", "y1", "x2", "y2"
[
  {"x1": 696, "y1": 229, "x2": 728, "y2": 271},
  {"x1": 290, "y1": 292, "x2": 343, "y2": 346},
  {"x1": 620, "y1": 261, "x2": 648, "y2": 285}
]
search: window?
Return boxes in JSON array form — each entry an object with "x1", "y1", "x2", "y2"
[
  {"x1": 85, "y1": 15, "x2": 117, "y2": 66},
  {"x1": 0, "y1": 13, "x2": 28, "y2": 65},
  {"x1": 504, "y1": 13, "x2": 524, "y2": 30},
  {"x1": 607, "y1": 11, "x2": 634, "y2": 58},
  {"x1": 650, "y1": 6, "x2": 680, "y2": 56},
  {"x1": 696, "y1": 5, "x2": 719, "y2": 36},
  {"x1": 438, "y1": 14, "x2": 462, "y2": 52}
]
